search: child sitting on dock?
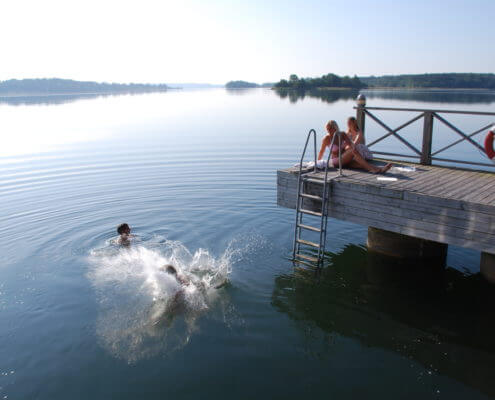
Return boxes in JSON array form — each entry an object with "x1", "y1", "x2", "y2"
[{"x1": 318, "y1": 120, "x2": 392, "y2": 173}]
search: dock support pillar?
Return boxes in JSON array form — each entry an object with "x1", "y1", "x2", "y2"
[
  {"x1": 367, "y1": 227, "x2": 448, "y2": 265},
  {"x1": 481, "y1": 252, "x2": 495, "y2": 283}
]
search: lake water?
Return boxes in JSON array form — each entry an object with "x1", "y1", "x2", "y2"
[{"x1": 1, "y1": 88, "x2": 495, "y2": 399}]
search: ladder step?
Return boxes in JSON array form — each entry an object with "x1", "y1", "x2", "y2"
[
  {"x1": 299, "y1": 193, "x2": 322, "y2": 201},
  {"x1": 295, "y1": 253, "x2": 319, "y2": 263},
  {"x1": 298, "y1": 223, "x2": 322, "y2": 232},
  {"x1": 296, "y1": 238, "x2": 320, "y2": 248},
  {"x1": 303, "y1": 177, "x2": 325, "y2": 184},
  {"x1": 293, "y1": 259, "x2": 318, "y2": 268},
  {"x1": 299, "y1": 209, "x2": 322, "y2": 217}
]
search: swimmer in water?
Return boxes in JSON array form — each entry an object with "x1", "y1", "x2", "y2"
[
  {"x1": 162, "y1": 264, "x2": 227, "y2": 290},
  {"x1": 151, "y1": 264, "x2": 228, "y2": 326},
  {"x1": 162, "y1": 264, "x2": 190, "y2": 286},
  {"x1": 117, "y1": 223, "x2": 132, "y2": 246},
  {"x1": 157, "y1": 264, "x2": 190, "y2": 318}
]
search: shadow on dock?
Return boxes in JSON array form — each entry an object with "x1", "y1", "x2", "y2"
[{"x1": 272, "y1": 245, "x2": 495, "y2": 396}]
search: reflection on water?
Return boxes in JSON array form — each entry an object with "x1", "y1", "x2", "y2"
[
  {"x1": 274, "y1": 88, "x2": 359, "y2": 104},
  {"x1": 273, "y1": 87, "x2": 495, "y2": 105},
  {"x1": 0, "y1": 94, "x2": 111, "y2": 106},
  {"x1": 273, "y1": 244, "x2": 495, "y2": 397},
  {"x1": 225, "y1": 88, "x2": 261, "y2": 96},
  {"x1": 363, "y1": 89, "x2": 495, "y2": 105},
  {"x1": 3, "y1": 87, "x2": 494, "y2": 108},
  {"x1": 0, "y1": 90, "x2": 179, "y2": 106}
]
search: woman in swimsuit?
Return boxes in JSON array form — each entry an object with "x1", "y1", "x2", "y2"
[
  {"x1": 318, "y1": 120, "x2": 392, "y2": 173},
  {"x1": 346, "y1": 117, "x2": 372, "y2": 157}
]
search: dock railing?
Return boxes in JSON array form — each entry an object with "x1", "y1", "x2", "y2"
[{"x1": 354, "y1": 94, "x2": 495, "y2": 169}]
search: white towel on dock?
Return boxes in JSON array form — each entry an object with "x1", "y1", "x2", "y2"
[{"x1": 294, "y1": 160, "x2": 330, "y2": 169}]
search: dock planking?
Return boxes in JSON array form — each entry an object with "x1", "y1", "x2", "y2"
[{"x1": 277, "y1": 160, "x2": 495, "y2": 253}]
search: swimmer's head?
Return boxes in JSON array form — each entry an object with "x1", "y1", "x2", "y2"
[
  {"x1": 117, "y1": 223, "x2": 131, "y2": 236},
  {"x1": 164, "y1": 265, "x2": 177, "y2": 276}
]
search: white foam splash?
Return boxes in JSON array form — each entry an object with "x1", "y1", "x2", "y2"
[{"x1": 87, "y1": 239, "x2": 241, "y2": 363}]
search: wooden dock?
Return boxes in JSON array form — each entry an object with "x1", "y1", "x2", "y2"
[
  {"x1": 279, "y1": 98, "x2": 495, "y2": 275},
  {"x1": 277, "y1": 160, "x2": 495, "y2": 253}
]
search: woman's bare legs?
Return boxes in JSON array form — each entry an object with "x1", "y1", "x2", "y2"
[{"x1": 339, "y1": 149, "x2": 392, "y2": 173}]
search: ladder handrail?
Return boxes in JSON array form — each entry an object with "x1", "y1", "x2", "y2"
[
  {"x1": 292, "y1": 129, "x2": 344, "y2": 267},
  {"x1": 297, "y1": 128, "x2": 318, "y2": 176},
  {"x1": 293, "y1": 129, "x2": 317, "y2": 260},
  {"x1": 318, "y1": 132, "x2": 337, "y2": 264},
  {"x1": 318, "y1": 131, "x2": 343, "y2": 265}
]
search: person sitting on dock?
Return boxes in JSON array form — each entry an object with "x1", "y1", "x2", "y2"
[
  {"x1": 318, "y1": 120, "x2": 392, "y2": 174},
  {"x1": 346, "y1": 116, "x2": 373, "y2": 160}
]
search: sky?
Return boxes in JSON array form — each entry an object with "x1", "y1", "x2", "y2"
[{"x1": 1, "y1": 0, "x2": 493, "y2": 84}]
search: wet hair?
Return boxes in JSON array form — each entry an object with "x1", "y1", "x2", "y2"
[
  {"x1": 117, "y1": 223, "x2": 130, "y2": 235},
  {"x1": 164, "y1": 265, "x2": 177, "y2": 275},
  {"x1": 347, "y1": 116, "x2": 359, "y2": 130},
  {"x1": 326, "y1": 120, "x2": 339, "y2": 133}
]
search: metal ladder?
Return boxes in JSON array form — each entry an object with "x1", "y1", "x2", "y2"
[{"x1": 292, "y1": 129, "x2": 342, "y2": 268}]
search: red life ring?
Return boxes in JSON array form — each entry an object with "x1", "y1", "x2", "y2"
[{"x1": 485, "y1": 127, "x2": 495, "y2": 159}]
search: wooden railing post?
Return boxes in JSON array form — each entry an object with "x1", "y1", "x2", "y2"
[
  {"x1": 356, "y1": 94, "x2": 366, "y2": 140},
  {"x1": 421, "y1": 112, "x2": 434, "y2": 165}
]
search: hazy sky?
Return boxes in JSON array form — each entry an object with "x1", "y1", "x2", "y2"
[{"x1": 1, "y1": 0, "x2": 493, "y2": 84}]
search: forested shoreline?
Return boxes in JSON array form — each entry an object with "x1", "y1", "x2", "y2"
[
  {"x1": 0, "y1": 78, "x2": 169, "y2": 95},
  {"x1": 3, "y1": 74, "x2": 495, "y2": 95},
  {"x1": 273, "y1": 73, "x2": 495, "y2": 90},
  {"x1": 225, "y1": 80, "x2": 273, "y2": 88},
  {"x1": 274, "y1": 74, "x2": 364, "y2": 89}
]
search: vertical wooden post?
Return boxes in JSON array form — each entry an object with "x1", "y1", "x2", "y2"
[
  {"x1": 481, "y1": 252, "x2": 495, "y2": 283},
  {"x1": 421, "y1": 112, "x2": 434, "y2": 165},
  {"x1": 356, "y1": 94, "x2": 366, "y2": 140}
]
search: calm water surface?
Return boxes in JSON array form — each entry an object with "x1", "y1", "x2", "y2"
[{"x1": 1, "y1": 88, "x2": 495, "y2": 399}]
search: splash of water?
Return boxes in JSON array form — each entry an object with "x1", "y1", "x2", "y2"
[{"x1": 87, "y1": 238, "x2": 241, "y2": 363}]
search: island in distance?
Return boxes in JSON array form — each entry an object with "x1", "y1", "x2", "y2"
[
  {"x1": 226, "y1": 80, "x2": 274, "y2": 89},
  {"x1": 0, "y1": 78, "x2": 172, "y2": 97}
]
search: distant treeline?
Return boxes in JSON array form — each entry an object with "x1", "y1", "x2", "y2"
[
  {"x1": 360, "y1": 73, "x2": 495, "y2": 89},
  {"x1": 0, "y1": 78, "x2": 169, "y2": 95},
  {"x1": 225, "y1": 80, "x2": 273, "y2": 88},
  {"x1": 274, "y1": 74, "x2": 365, "y2": 89}
]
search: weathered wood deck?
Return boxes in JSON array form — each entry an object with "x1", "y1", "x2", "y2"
[{"x1": 277, "y1": 160, "x2": 495, "y2": 253}]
